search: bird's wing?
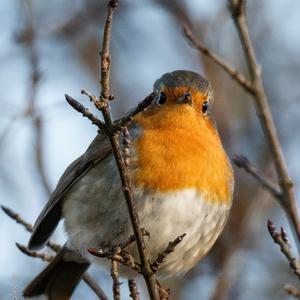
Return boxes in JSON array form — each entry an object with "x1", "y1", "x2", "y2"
[{"x1": 28, "y1": 134, "x2": 112, "y2": 250}]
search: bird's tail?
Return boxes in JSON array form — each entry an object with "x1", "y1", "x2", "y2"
[{"x1": 24, "y1": 246, "x2": 90, "y2": 299}]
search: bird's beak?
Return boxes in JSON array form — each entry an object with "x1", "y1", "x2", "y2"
[{"x1": 177, "y1": 92, "x2": 192, "y2": 105}]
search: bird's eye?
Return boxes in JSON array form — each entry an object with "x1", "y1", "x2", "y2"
[
  {"x1": 157, "y1": 92, "x2": 167, "y2": 105},
  {"x1": 202, "y1": 101, "x2": 209, "y2": 115}
]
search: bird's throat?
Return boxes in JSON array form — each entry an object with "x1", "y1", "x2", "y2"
[{"x1": 132, "y1": 108, "x2": 233, "y2": 204}]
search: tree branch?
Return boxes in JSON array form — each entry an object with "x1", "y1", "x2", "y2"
[
  {"x1": 233, "y1": 155, "x2": 282, "y2": 200},
  {"x1": 128, "y1": 279, "x2": 140, "y2": 300},
  {"x1": 227, "y1": 0, "x2": 300, "y2": 246},
  {"x1": 267, "y1": 220, "x2": 300, "y2": 281},
  {"x1": 91, "y1": 1, "x2": 160, "y2": 298},
  {"x1": 151, "y1": 234, "x2": 186, "y2": 273},
  {"x1": 284, "y1": 284, "x2": 300, "y2": 299},
  {"x1": 111, "y1": 260, "x2": 121, "y2": 300},
  {"x1": 114, "y1": 91, "x2": 157, "y2": 130},
  {"x1": 183, "y1": 24, "x2": 254, "y2": 95},
  {"x1": 65, "y1": 94, "x2": 106, "y2": 133},
  {"x1": 1, "y1": 205, "x2": 108, "y2": 300}
]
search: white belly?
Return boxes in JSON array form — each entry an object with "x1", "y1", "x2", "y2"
[{"x1": 63, "y1": 156, "x2": 231, "y2": 276}]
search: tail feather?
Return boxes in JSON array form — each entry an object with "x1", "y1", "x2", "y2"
[{"x1": 24, "y1": 247, "x2": 89, "y2": 299}]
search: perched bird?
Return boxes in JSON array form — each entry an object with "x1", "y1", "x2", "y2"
[{"x1": 24, "y1": 70, "x2": 234, "y2": 299}]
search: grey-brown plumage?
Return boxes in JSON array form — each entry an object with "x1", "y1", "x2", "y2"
[
  {"x1": 25, "y1": 135, "x2": 112, "y2": 299},
  {"x1": 28, "y1": 134, "x2": 112, "y2": 250}
]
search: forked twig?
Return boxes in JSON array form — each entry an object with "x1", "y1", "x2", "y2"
[
  {"x1": 183, "y1": 24, "x2": 254, "y2": 95},
  {"x1": 233, "y1": 155, "x2": 282, "y2": 200},
  {"x1": 184, "y1": 0, "x2": 300, "y2": 247},
  {"x1": 114, "y1": 92, "x2": 157, "y2": 130},
  {"x1": 151, "y1": 234, "x2": 186, "y2": 273},
  {"x1": 16, "y1": 242, "x2": 54, "y2": 262},
  {"x1": 65, "y1": 94, "x2": 106, "y2": 133},
  {"x1": 227, "y1": 0, "x2": 300, "y2": 245},
  {"x1": 88, "y1": 247, "x2": 142, "y2": 274},
  {"x1": 267, "y1": 220, "x2": 300, "y2": 280},
  {"x1": 1, "y1": 205, "x2": 108, "y2": 300}
]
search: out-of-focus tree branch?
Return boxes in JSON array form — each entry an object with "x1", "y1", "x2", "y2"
[
  {"x1": 233, "y1": 155, "x2": 282, "y2": 200},
  {"x1": 284, "y1": 284, "x2": 300, "y2": 299},
  {"x1": 183, "y1": 0, "x2": 300, "y2": 251},
  {"x1": 228, "y1": 0, "x2": 300, "y2": 246},
  {"x1": 17, "y1": 0, "x2": 51, "y2": 196},
  {"x1": 183, "y1": 25, "x2": 254, "y2": 95},
  {"x1": 1, "y1": 205, "x2": 109, "y2": 300},
  {"x1": 267, "y1": 220, "x2": 300, "y2": 280}
]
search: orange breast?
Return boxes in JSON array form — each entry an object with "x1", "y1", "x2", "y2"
[{"x1": 132, "y1": 105, "x2": 233, "y2": 204}]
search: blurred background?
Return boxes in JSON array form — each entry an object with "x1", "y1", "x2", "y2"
[{"x1": 1, "y1": 0, "x2": 300, "y2": 299}]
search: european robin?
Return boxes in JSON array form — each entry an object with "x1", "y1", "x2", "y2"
[{"x1": 24, "y1": 70, "x2": 234, "y2": 299}]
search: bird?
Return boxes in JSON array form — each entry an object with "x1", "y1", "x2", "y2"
[{"x1": 24, "y1": 70, "x2": 234, "y2": 299}]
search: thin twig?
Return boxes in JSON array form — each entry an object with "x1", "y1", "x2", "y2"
[
  {"x1": 81, "y1": 273, "x2": 109, "y2": 300},
  {"x1": 96, "y1": 1, "x2": 160, "y2": 298},
  {"x1": 65, "y1": 94, "x2": 106, "y2": 133},
  {"x1": 128, "y1": 280, "x2": 140, "y2": 300},
  {"x1": 111, "y1": 260, "x2": 121, "y2": 300},
  {"x1": 284, "y1": 284, "x2": 300, "y2": 299},
  {"x1": 183, "y1": 24, "x2": 254, "y2": 95},
  {"x1": 16, "y1": 242, "x2": 54, "y2": 261},
  {"x1": 99, "y1": 0, "x2": 118, "y2": 102},
  {"x1": 1, "y1": 205, "x2": 108, "y2": 300},
  {"x1": 81, "y1": 89, "x2": 102, "y2": 107},
  {"x1": 1, "y1": 205, "x2": 33, "y2": 232},
  {"x1": 233, "y1": 155, "x2": 282, "y2": 200},
  {"x1": 227, "y1": 0, "x2": 300, "y2": 246},
  {"x1": 267, "y1": 220, "x2": 300, "y2": 280},
  {"x1": 68, "y1": 92, "x2": 156, "y2": 135},
  {"x1": 118, "y1": 228, "x2": 150, "y2": 250},
  {"x1": 1, "y1": 205, "x2": 60, "y2": 252},
  {"x1": 151, "y1": 234, "x2": 186, "y2": 273},
  {"x1": 20, "y1": 0, "x2": 51, "y2": 196},
  {"x1": 88, "y1": 247, "x2": 142, "y2": 274},
  {"x1": 114, "y1": 92, "x2": 157, "y2": 130}
]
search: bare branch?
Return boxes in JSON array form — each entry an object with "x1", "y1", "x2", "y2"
[
  {"x1": 233, "y1": 155, "x2": 282, "y2": 200},
  {"x1": 1, "y1": 205, "x2": 33, "y2": 232},
  {"x1": 100, "y1": 0, "x2": 118, "y2": 102},
  {"x1": 81, "y1": 89, "x2": 111, "y2": 110},
  {"x1": 183, "y1": 24, "x2": 254, "y2": 95},
  {"x1": 114, "y1": 92, "x2": 157, "y2": 130},
  {"x1": 2, "y1": 205, "x2": 108, "y2": 300},
  {"x1": 65, "y1": 94, "x2": 106, "y2": 133},
  {"x1": 227, "y1": 0, "x2": 300, "y2": 244},
  {"x1": 284, "y1": 284, "x2": 300, "y2": 299},
  {"x1": 111, "y1": 260, "x2": 121, "y2": 300},
  {"x1": 267, "y1": 220, "x2": 300, "y2": 280},
  {"x1": 81, "y1": 274, "x2": 109, "y2": 300},
  {"x1": 88, "y1": 247, "x2": 142, "y2": 274},
  {"x1": 16, "y1": 242, "x2": 54, "y2": 261},
  {"x1": 95, "y1": 1, "x2": 160, "y2": 298},
  {"x1": 118, "y1": 228, "x2": 150, "y2": 250},
  {"x1": 151, "y1": 234, "x2": 186, "y2": 273},
  {"x1": 128, "y1": 280, "x2": 140, "y2": 300},
  {"x1": 19, "y1": 0, "x2": 51, "y2": 196}
]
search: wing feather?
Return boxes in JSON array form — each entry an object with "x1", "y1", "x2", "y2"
[{"x1": 28, "y1": 134, "x2": 112, "y2": 250}]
